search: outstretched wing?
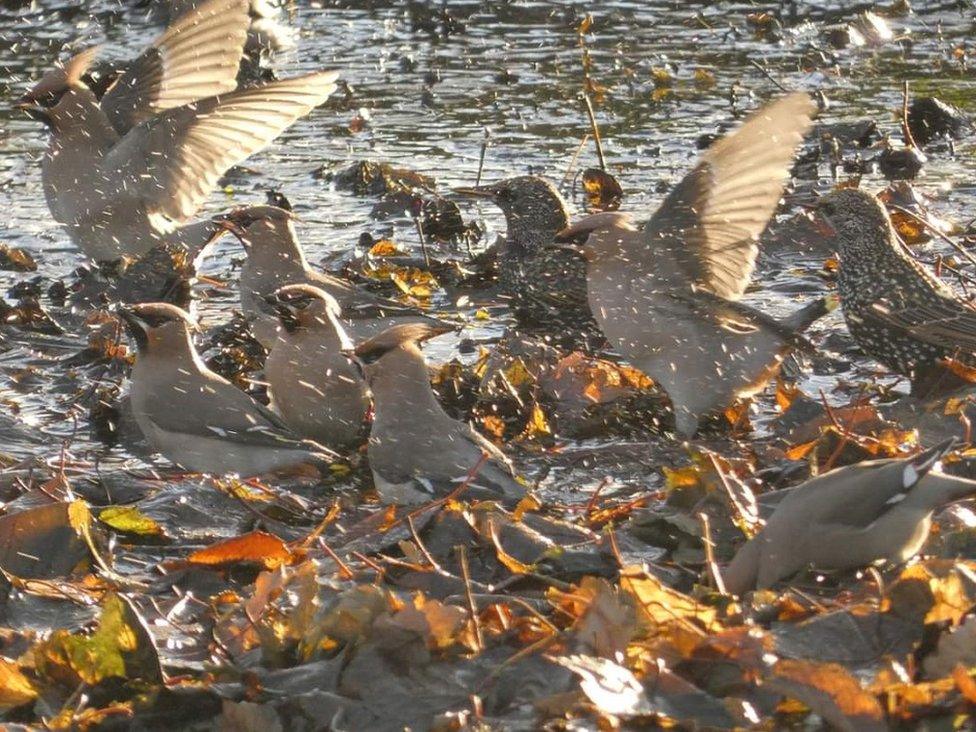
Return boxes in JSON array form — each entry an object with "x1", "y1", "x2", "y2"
[
  {"x1": 101, "y1": 0, "x2": 248, "y2": 133},
  {"x1": 641, "y1": 93, "x2": 815, "y2": 299},
  {"x1": 104, "y1": 71, "x2": 338, "y2": 221}
]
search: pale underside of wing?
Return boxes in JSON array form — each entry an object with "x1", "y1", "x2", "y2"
[
  {"x1": 101, "y1": 0, "x2": 249, "y2": 133},
  {"x1": 106, "y1": 70, "x2": 338, "y2": 221},
  {"x1": 867, "y1": 297, "x2": 976, "y2": 354},
  {"x1": 641, "y1": 93, "x2": 815, "y2": 300}
]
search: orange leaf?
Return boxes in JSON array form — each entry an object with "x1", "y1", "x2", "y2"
[{"x1": 188, "y1": 531, "x2": 294, "y2": 570}]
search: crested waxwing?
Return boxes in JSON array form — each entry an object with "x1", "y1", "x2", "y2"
[
  {"x1": 354, "y1": 323, "x2": 527, "y2": 505},
  {"x1": 214, "y1": 205, "x2": 446, "y2": 347},
  {"x1": 555, "y1": 93, "x2": 825, "y2": 437},
  {"x1": 724, "y1": 439, "x2": 976, "y2": 594},
  {"x1": 263, "y1": 284, "x2": 370, "y2": 449},
  {"x1": 118, "y1": 302, "x2": 335, "y2": 476},
  {"x1": 18, "y1": 0, "x2": 337, "y2": 261}
]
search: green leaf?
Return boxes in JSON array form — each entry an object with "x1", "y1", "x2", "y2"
[{"x1": 99, "y1": 506, "x2": 164, "y2": 537}]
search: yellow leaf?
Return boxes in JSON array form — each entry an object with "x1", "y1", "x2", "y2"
[
  {"x1": 693, "y1": 67, "x2": 716, "y2": 88},
  {"x1": 368, "y1": 239, "x2": 399, "y2": 257},
  {"x1": 99, "y1": 506, "x2": 163, "y2": 537},
  {"x1": 523, "y1": 403, "x2": 552, "y2": 438},
  {"x1": 474, "y1": 308, "x2": 491, "y2": 320},
  {"x1": 0, "y1": 660, "x2": 36, "y2": 711},
  {"x1": 503, "y1": 358, "x2": 535, "y2": 388}
]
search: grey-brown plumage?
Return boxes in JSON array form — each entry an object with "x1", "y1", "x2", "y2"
[
  {"x1": 216, "y1": 205, "x2": 445, "y2": 347},
  {"x1": 264, "y1": 284, "x2": 370, "y2": 449},
  {"x1": 18, "y1": 4, "x2": 337, "y2": 261},
  {"x1": 119, "y1": 302, "x2": 335, "y2": 476},
  {"x1": 455, "y1": 176, "x2": 599, "y2": 339},
  {"x1": 356, "y1": 323, "x2": 526, "y2": 505},
  {"x1": 819, "y1": 188, "x2": 976, "y2": 381},
  {"x1": 724, "y1": 440, "x2": 976, "y2": 594},
  {"x1": 559, "y1": 94, "x2": 821, "y2": 437}
]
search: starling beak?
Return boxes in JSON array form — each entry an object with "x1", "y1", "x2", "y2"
[
  {"x1": 456, "y1": 176, "x2": 602, "y2": 346},
  {"x1": 560, "y1": 93, "x2": 819, "y2": 437},
  {"x1": 724, "y1": 439, "x2": 976, "y2": 594},
  {"x1": 818, "y1": 187, "x2": 976, "y2": 388}
]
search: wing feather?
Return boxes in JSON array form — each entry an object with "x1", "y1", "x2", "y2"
[
  {"x1": 640, "y1": 93, "x2": 815, "y2": 299},
  {"x1": 102, "y1": 0, "x2": 248, "y2": 132}
]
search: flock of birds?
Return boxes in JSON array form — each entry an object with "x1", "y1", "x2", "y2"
[{"x1": 15, "y1": 0, "x2": 976, "y2": 593}]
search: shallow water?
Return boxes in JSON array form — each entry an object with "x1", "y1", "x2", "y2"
[{"x1": 0, "y1": 0, "x2": 975, "y2": 475}]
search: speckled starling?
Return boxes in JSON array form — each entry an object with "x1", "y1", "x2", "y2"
[{"x1": 818, "y1": 188, "x2": 976, "y2": 383}]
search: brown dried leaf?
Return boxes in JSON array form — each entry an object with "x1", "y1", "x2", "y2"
[
  {"x1": 766, "y1": 659, "x2": 886, "y2": 732},
  {"x1": 581, "y1": 168, "x2": 623, "y2": 212}
]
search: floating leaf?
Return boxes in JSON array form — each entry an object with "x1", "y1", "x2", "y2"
[
  {"x1": 766, "y1": 659, "x2": 886, "y2": 732},
  {"x1": 368, "y1": 239, "x2": 399, "y2": 257},
  {"x1": 37, "y1": 593, "x2": 161, "y2": 686},
  {"x1": 0, "y1": 660, "x2": 37, "y2": 712},
  {"x1": 99, "y1": 506, "x2": 164, "y2": 537},
  {"x1": 188, "y1": 531, "x2": 294, "y2": 571},
  {"x1": 581, "y1": 168, "x2": 623, "y2": 212}
]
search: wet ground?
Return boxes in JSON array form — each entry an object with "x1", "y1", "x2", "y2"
[{"x1": 2, "y1": 1, "x2": 976, "y2": 727}]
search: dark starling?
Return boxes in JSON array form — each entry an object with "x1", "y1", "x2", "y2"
[
  {"x1": 454, "y1": 176, "x2": 601, "y2": 344},
  {"x1": 818, "y1": 188, "x2": 976, "y2": 384}
]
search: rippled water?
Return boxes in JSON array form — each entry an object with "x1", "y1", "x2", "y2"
[{"x1": 1, "y1": 0, "x2": 975, "y2": 473}]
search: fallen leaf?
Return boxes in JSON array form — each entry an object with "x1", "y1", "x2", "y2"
[
  {"x1": 0, "y1": 660, "x2": 37, "y2": 712},
  {"x1": 766, "y1": 659, "x2": 886, "y2": 732},
  {"x1": 99, "y1": 506, "x2": 164, "y2": 537},
  {"x1": 188, "y1": 531, "x2": 294, "y2": 570}
]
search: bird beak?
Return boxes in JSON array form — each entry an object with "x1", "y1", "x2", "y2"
[
  {"x1": 212, "y1": 214, "x2": 249, "y2": 245},
  {"x1": 453, "y1": 184, "x2": 498, "y2": 199},
  {"x1": 16, "y1": 99, "x2": 52, "y2": 126}
]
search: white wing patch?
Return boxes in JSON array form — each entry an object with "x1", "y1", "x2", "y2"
[{"x1": 903, "y1": 463, "x2": 920, "y2": 489}]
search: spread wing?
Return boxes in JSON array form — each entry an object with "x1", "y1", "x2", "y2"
[
  {"x1": 101, "y1": 0, "x2": 248, "y2": 133},
  {"x1": 641, "y1": 93, "x2": 815, "y2": 299},
  {"x1": 103, "y1": 71, "x2": 338, "y2": 221}
]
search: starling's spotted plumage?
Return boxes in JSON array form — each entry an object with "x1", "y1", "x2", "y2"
[
  {"x1": 455, "y1": 176, "x2": 600, "y2": 343},
  {"x1": 820, "y1": 188, "x2": 976, "y2": 380}
]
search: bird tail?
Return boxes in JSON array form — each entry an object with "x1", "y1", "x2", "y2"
[
  {"x1": 780, "y1": 293, "x2": 838, "y2": 334},
  {"x1": 908, "y1": 438, "x2": 976, "y2": 506}
]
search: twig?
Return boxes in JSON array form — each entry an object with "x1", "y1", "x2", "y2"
[
  {"x1": 414, "y1": 215, "x2": 431, "y2": 269},
  {"x1": 584, "y1": 476, "x2": 613, "y2": 516},
  {"x1": 318, "y1": 538, "x2": 355, "y2": 580},
  {"x1": 457, "y1": 545, "x2": 484, "y2": 650},
  {"x1": 560, "y1": 133, "x2": 589, "y2": 187},
  {"x1": 888, "y1": 203, "x2": 976, "y2": 274},
  {"x1": 408, "y1": 514, "x2": 448, "y2": 575},
  {"x1": 580, "y1": 91, "x2": 606, "y2": 171},
  {"x1": 902, "y1": 80, "x2": 918, "y2": 150},
  {"x1": 475, "y1": 127, "x2": 491, "y2": 187},
  {"x1": 747, "y1": 58, "x2": 790, "y2": 93},
  {"x1": 698, "y1": 512, "x2": 727, "y2": 595},
  {"x1": 605, "y1": 525, "x2": 624, "y2": 568}
]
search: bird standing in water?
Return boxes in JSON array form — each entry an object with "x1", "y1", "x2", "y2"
[
  {"x1": 556, "y1": 93, "x2": 823, "y2": 436},
  {"x1": 818, "y1": 187, "x2": 976, "y2": 389}
]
